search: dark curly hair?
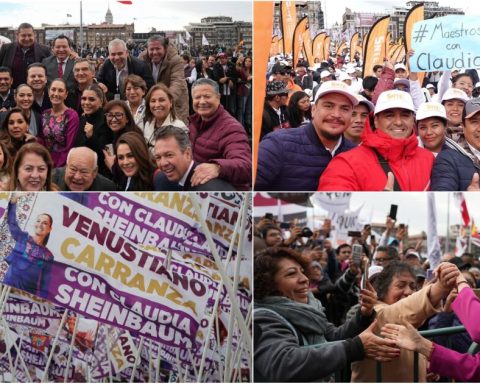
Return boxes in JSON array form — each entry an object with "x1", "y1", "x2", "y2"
[
  {"x1": 254, "y1": 247, "x2": 308, "y2": 300},
  {"x1": 373, "y1": 261, "x2": 415, "y2": 302}
]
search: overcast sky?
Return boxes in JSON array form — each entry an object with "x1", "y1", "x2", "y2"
[
  {"x1": 323, "y1": 0, "x2": 480, "y2": 28},
  {"x1": 254, "y1": 192, "x2": 480, "y2": 237},
  {"x1": 0, "y1": 0, "x2": 252, "y2": 32}
]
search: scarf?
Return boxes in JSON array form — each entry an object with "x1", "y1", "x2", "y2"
[{"x1": 255, "y1": 293, "x2": 328, "y2": 346}]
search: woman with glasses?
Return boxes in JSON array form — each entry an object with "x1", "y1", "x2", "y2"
[
  {"x1": 102, "y1": 100, "x2": 143, "y2": 172},
  {"x1": 143, "y1": 83, "x2": 186, "y2": 151},
  {"x1": 74, "y1": 84, "x2": 112, "y2": 177},
  {"x1": 38, "y1": 78, "x2": 79, "y2": 167}
]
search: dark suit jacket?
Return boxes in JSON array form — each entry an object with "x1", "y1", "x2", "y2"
[
  {"x1": 42, "y1": 56, "x2": 76, "y2": 94},
  {"x1": 154, "y1": 162, "x2": 236, "y2": 191},
  {"x1": 0, "y1": 42, "x2": 51, "y2": 87},
  {"x1": 52, "y1": 167, "x2": 116, "y2": 191},
  {"x1": 96, "y1": 56, "x2": 154, "y2": 101}
]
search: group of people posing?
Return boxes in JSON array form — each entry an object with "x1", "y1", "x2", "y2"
[
  {"x1": 0, "y1": 23, "x2": 252, "y2": 191},
  {"x1": 257, "y1": 55, "x2": 480, "y2": 191}
]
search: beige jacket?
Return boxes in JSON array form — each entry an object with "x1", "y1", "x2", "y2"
[{"x1": 351, "y1": 284, "x2": 442, "y2": 382}]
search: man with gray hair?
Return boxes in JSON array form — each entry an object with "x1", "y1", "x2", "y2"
[
  {"x1": 96, "y1": 38, "x2": 153, "y2": 101},
  {"x1": 189, "y1": 78, "x2": 251, "y2": 190},
  {"x1": 53, "y1": 147, "x2": 116, "y2": 191},
  {"x1": 153, "y1": 125, "x2": 235, "y2": 191}
]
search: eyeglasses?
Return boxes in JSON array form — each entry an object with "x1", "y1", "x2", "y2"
[{"x1": 105, "y1": 112, "x2": 125, "y2": 120}]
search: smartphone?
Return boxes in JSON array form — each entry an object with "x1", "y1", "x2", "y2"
[
  {"x1": 279, "y1": 222, "x2": 290, "y2": 229},
  {"x1": 352, "y1": 244, "x2": 362, "y2": 266},
  {"x1": 426, "y1": 269, "x2": 434, "y2": 281},
  {"x1": 104, "y1": 144, "x2": 114, "y2": 154},
  {"x1": 348, "y1": 231, "x2": 362, "y2": 237},
  {"x1": 389, "y1": 204, "x2": 398, "y2": 221},
  {"x1": 362, "y1": 258, "x2": 369, "y2": 289}
]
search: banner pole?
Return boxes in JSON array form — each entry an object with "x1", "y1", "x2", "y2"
[
  {"x1": 155, "y1": 342, "x2": 162, "y2": 383},
  {"x1": 224, "y1": 197, "x2": 249, "y2": 382},
  {"x1": 42, "y1": 310, "x2": 69, "y2": 382},
  {"x1": 0, "y1": 318, "x2": 33, "y2": 382},
  {"x1": 64, "y1": 315, "x2": 80, "y2": 383},
  {"x1": 129, "y1": 336, "x2": 144, "y2": 383},
  {"x1": 190, "y1": 195, "x2": 251, "y2": 351}
]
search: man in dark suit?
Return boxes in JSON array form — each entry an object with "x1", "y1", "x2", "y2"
[
  {"x1": 212, "y1": 52, "x2": 238, "y2": 117},
  {"x1": 42, "y1": 35, "x2": 76, "y2": 95},
  {"x1": 153, "y1": 125, "x2": 235, "y2": 191},
  {"x1": 96, "y1": 38, "x2": 153, "y2": 101},
  {"x1": 0, "y1": 67, "x2": 15, "y2": 112},
  {"x1": 0, "y1": 23, "x2": 51, "y2": 88},
  {"x1": 26, "y1": 63, "x2": 51, "y2": 114},
  {"x1": 52, "y1": 147, "x2": 116, "y2": 191}
]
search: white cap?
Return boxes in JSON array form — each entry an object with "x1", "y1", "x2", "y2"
[
  {"x1": 416, "y1": 102, "x2": 447, "y2": 122},
  {"x1": 405, "y1": 250, "x2": 421, "y2": 260},
  {"x1": 320, "y1": 70, "x2": 332, "y2": 79},
  {"x1": 426, "y1": 84, "x2": 435, "y2": 89},
  {"x1": 374, "y1": 90, "x2": 415, "y2": 115},
  {"x1": 394, "y1": 63, "x2": 407, "y2": 71},
  {"x1": 476, "y1": 82, "x2": 480, "y2": 88},
  {"x1": 441, "y1": 88, "x2": 469, "y2": 103},
  {"x1": 394, "y1": 78, "x2": 410, "y2": 88},
  {"x1": 339, "y1": 72, "x2": 351, "y2": 81},
  {"x1": 346, "y1": 66, "x2": 356, "y2": 74},
  {"x1": 355, "y1": 94, "x2": 374, "y2": 113},
  {"x1": 313, "y1": 80, "x2": 359, "y2": 106},
  {"x1": 368, "y1": 265, "x2": 383, "y2": 279}
]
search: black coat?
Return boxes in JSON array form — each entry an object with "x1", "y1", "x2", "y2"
[{"x1": 96, "y1": 56, "x2": 154, "y2": 101}]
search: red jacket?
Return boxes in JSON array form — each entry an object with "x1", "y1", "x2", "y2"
[
  {"x1": 189, "y1": 104, "x2": 251, "y2": 190},
  {"x1": 318, "y1": 118, "x2": 434, "y2": 191}
]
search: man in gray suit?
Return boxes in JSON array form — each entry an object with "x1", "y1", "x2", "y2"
[
  {"x1": 0, "y1": 22, "x2": 51, "y2": 88},
  {"x1": 42, "y1": 35, "x2": 76, "y2": 95}
]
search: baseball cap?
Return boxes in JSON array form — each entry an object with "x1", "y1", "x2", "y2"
[
  {"x1": 321, "y1": 70, "x2": 332, "y2": 79},
  {"x1": 394, "y1": 78, "x2": 410, "y2": 88},
  {"x1": 346, "y1": 66, "x2": 356, "y2": 74},
  {"x1": 374, "y1": 90, "x2": 415, "y2": 115},
  {"x1": 313, "y1": 80, "x2": 358, "y2": 106},
  {"x1": 414, "y1": 267, "x2": 426, "y2": 279},
  {"x1": 405, "y1": 250, "x2": 421, "y2": 260},
  {"x1": 339, "y1": 72, "x2": 352, "y2": 82},
  {"x1": 464, "y1": 97, "x2": 480, "y2": 119},
  {"x1": 266, "y1": 81, "x2": 289, "y2": 95},
  {"x1": 416, "y1": 102, "x2": 447, "y2": 122},
  {"x1": 441, "y1": 88, "x2": 469, "y2": 103},
  {"x1": 394, "y1": 63, "x2": 407, "y2": 72},
  {"x1": 426, "y1": 84, "x2": 435, "y2": 89},
  {"x1": 217, "y1": 52, "x2": 227, "y2": 58},
  {"x1": 355, "y1": 94, "x2": 374, "y2": 113},
  {"x1": 368, "y1": 265, "x2": 383, "y2": 279}
]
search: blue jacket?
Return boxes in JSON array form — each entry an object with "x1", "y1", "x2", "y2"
[
  {"x1": 255, "y1": 122, "x2": 356, "y2": 191},
  {"x1": 431, "y1": 143, "x2": 478, "y2": 191}
]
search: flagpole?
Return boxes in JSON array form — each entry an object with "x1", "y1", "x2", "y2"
[
  {"x1": 80, "y1": 0, "x2": 84, "y2": 57},
  {"x1": 469, "y1": 219, "x2": 473, "y2": 253},
  {"x1": 446, "y1": 192, "x2": 450, "y2": 254}
]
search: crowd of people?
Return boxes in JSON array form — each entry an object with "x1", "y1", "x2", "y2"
[
  {"x1": 253, "y1": 213, "x2": 480, "y2": 382},
  {"x1": 256, "y1": 49, "x2": 480, "y2": 191},
  {"x1": 0, "y1": 22, "x2": 252, "y2": 191}
]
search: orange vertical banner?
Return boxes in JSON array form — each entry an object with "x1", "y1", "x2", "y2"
[
  {"x1": 362, "y1": 16, "x2": 390, "y2": 78},
  {"x1": 336, "y1": 41, "x2": 346, "y2": 57},
  {"x1": 293, "y1": 17, "x2": 308, "y2": 68},
  {"x1": 281, "y1": 1, "x2": 296, "y2": 56},
  {"x1": 323, "y1": 35, "x2": 331, "y2": 61},
  {"x1": 385, "y1": 32, "x2": 391, "y2": 60},
  {"x1": 404, "y1": 3, "x2": 425, "y2": 85},
  {"x1": 349, "y1": 32, "x2": 359, "y2": 63},
  {"x1": 270, "y1": 36, "x2": 280, "y2": 56},
  {"x1": 253, "y1": 1, "x2": 274, "y2": 186},
  {"x1": 278, "y1": 38, "x2": 283, "y2": 55},
  {"x1": 313, "y1": 32, "x2": 326, "y2": 62},
  {"x1": 302, "y1": 28, "x2": 314, "y2": 66}
]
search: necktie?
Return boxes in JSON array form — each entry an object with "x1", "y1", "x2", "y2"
[{"x1": 58, "y1": 61, "x2": 64, "y2": 77}]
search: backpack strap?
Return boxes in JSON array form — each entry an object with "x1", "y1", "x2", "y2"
[{"x1": 373, "y1": 149, "x2": 402, "y2": 191}]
